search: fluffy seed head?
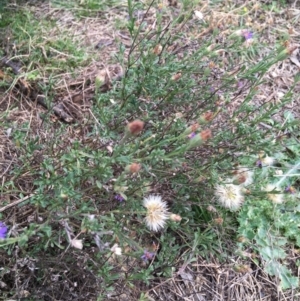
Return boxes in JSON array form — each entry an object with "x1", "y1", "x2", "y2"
[
  {"x1": 127, "y1": 120, "x2": 144, "y2": 135},
  {"x1": 143, "y1": 195, "x2": 169, "y2": 232},
  {"x1": 261, "y1": 156, "x2": 275, "y2": 166},
  {"x1": 215, "y1": 183, "x2": 244, "y2": 210},
  {"x1": 265, "y1": 184, "x2": 285, "y2": 204}
]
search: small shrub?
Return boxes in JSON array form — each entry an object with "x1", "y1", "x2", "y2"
[{"x1": 0, "y1": 0, "x2": 299, "y2": 298}]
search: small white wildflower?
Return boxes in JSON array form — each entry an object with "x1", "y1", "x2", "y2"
[
  {"x1": 71, "y1": 239, "x2": 83, "y2": 250},
  {"x1": 88, "y1": 214, "x2": 95, "y2": 221},
  {"x1": 261, "y1": 156, "x2": 275, "y2": 166},
  {"x1": 111, "y1": 244, "x2": 122, "y2": 256},
  {"x1": 143, "y1": 195, "x2": 169, "y2": 232},
  {"x1": 207, "y1": 205, "x2": 217, "y2": 213},
  {"x1": 194, "y1": 10, "x2": 204, "y2": 20},
  {"x1": 265, "y1": 184, "x2": 285, "y2": 204},
  {"x1": 215, "y1": 183, "x2": 244, "y2": 210}
]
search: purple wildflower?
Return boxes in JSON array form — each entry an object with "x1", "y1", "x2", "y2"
[
  {"x1": 210, "y1": 86, "x2": 223, "y2": 95},
  {"x1": 243, "y1": 30, "x2": 253, "y2": 40},
  {"x1": 285, "y1": 185, "x2": 296, "y2": 194},
  {"x1": 256, "y1": 160, "x2": 262, "y2": 168},
  {"x1": 0, "y1": 222, "x2": 8, "y2": 239},
  {"x1": 237, "y1": 80, "x2": 245, "y2": 88},
  {"x1": 141, "y1": 250, "x2": 155, "y2": 262},
  {"x1": 114, "y1": 194, "x2": 124, "y2": 202},
  {"x1": 188, "y1": 132, "x2": 196, "y2": 139}
]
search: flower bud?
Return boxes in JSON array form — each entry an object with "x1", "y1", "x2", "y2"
[
  {"x1": 200, "y1": 129, "x2": 212, "y2": 141},
  {"x1": 153, "y1": 44, "x2": 163, "y2": 55},
  {"x1": 187, "y1": 129, "x2": 212, "y2": 149},
  {"x1": 233, "y1": 264, "x2": 252, "y2": 274},
  {"x1": 237, "y1": 236, "x2": 247, "y2": 243},
  {"x1": 171, "y1": 73, "x2": 182, "y2": 81},
  {"x1": 169, "y1": 214, "x2": 182, "y2": 222},
  {"x1": 125, "y1": 163, "x2": 141, "y2": 174},
  {"x1": 285, "y1": 185, "x2": 296, "y2": 194},
  {"x1": 183, "y1": 123, "x2": 199, "y2": 135},
  {"x1": 207, "y1": 205, "x2": 217, "y2": 213},
  {"x1": 60, "y1": 192, "x2": 68, "y2": 200},
  {"x1": 127, "y1": 120, "x2": 144, "y2": 135},
  {"x1": 232, "y1": 174, "x2": 247, "y2": 185},
  {"x1": 275, "y1": 45, "x2": 297, "y2": 62},
  {"x1": 213, "y1": 217, "x2": 223, "y2": 225},
  {"x1": 198, "y1": 111, "x2": 214, "y2": 124}
]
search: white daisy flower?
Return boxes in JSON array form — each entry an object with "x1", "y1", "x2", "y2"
[
  {"x1": 143, "y1": 195, "x2": 169, "y2": 232},
  {"x1": 265, "y1": 184, "x2": 285, "y2": 204},
  {"x1": 215, "y1": 183, "x2": 244, "y2": 210}
]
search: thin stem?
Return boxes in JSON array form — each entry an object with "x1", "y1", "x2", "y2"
[{"x1": 276, "y1": 161, "x2": 300, "y2": 187}]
